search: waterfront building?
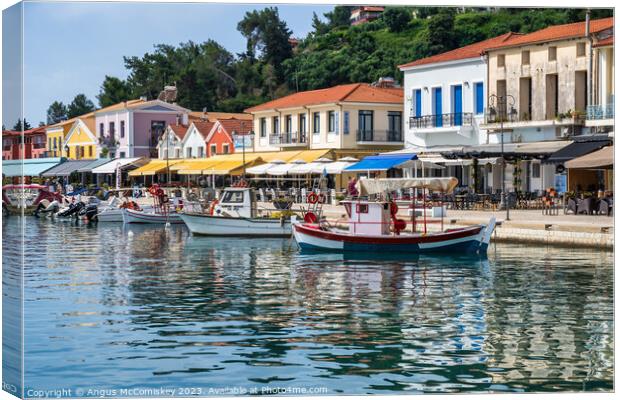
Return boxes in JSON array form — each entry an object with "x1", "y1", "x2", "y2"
[
  {"x1": 586, "y1": 31, "x2": 614, "y2": 133},
  {"x1": 45, "y1": 118, "x2": 77, "y2": 158},
  {"x1": 157, "y1": 123, "x2": 190, "y2": 159},
  {"x1": 245, "y1": 82, "x2": 404, "y2": 155},
  {"x1": 61, "y1": 112, "x2": 97, "y2": 159},
  {"x1": 480, "y1": 17, "x2": 614, "y2": 193},
  {"x1": 2, "y1": 126, "x2": 48, "y2": 160},
  {"x1": 94, "y1": 98, "x2": 189, "y2": 159}
]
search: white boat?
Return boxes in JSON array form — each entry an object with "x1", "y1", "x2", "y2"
[
  {"x1": 96, "y1": 197, "x2": 153, "y2": 222},
  {"x1": 122, "y1": 207, "x2": 184, "y2": 224},
  {"x1": 180, "y1": 187, "x2": 293, "y2": 237}
]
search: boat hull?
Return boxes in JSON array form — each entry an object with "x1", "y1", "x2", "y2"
[
  {"x1": 97, "y1": 205, "x2": 153, "y2": 222},
  {"x1": 180, "y1": 213, "x2": 292, "y2": 237},
  {"x1": 293, "y1": 221, "x2": 494, "y2": 254},
  {"x1": 122, "y1": 208, "x2": 184, "y2": 224}
]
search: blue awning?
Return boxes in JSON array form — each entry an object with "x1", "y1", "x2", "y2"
[
  {"x1": 345, "y1": 153, "x2": 417, "y2": 172},
  {"x1": 2, "y1": 157, "x2": 65, "y2": 177}
]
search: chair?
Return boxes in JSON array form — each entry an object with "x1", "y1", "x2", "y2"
[
  {"x1": 598, "y1": 198, "x2": 613, "y2": 216},
  {"x1": 565, "y1": 197, "x2": 577, "y2": 214},
  {"x1": 576, "y1": 197, "x2": 597, "y2": 215}
]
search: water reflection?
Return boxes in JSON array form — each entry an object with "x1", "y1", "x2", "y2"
[{"x1": 2, "y1": 217, "x2": 612, "y2": 394}]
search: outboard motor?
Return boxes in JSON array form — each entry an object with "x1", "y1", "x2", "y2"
[
  {"x1": 80, "y1": 203, "x2": 98, "y2": 223},
  {"x1": 34, "y1": 200, "x2": 60, "y2": 218},
  {"x1": 57, "y1": 201, "x2": 85, "y2": 218}
]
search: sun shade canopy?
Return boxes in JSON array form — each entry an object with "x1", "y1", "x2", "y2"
[
  {"x1": 545, "y1": 136, "x2": 612, "y2": 164},
  {"x1": 41, "y1": 160, "x2": 97, "y2": 177},
  {"x1": 356, "y1": 177, "x2": 460, "y2": 195},
  {"x1": 565, "y1": 145, "x2": 613, "y2": 169},
  {"x1": 345, "y1": 153, "x2": 417, "y2": 172},
  {"x1": 2, "y1": 157, "x2": 64, "y2": 177},
  {"x1": 92, "y1": 158, "x2": 145, "y2": 174}
]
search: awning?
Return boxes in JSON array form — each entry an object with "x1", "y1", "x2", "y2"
[
  {"x1": 203, "y1": 158, "x2": 261, "y2": 175},
  {"x1": 92, "y1": 158, "x2": 145, "y2": 174},
  {"x1": 41, "y1": 159, "x2": 97, "y2": 177},
  {"x1": 246, "y1": 162, "x2": 280, "y2": 175},
  {"x1": 545, "y1": 136, "x2": 612, "y2": 164},
  {"x1": 2, "y1": 157, "x2": 64, "y2": 177},
  {"x1": 324, "y1": 161, "x2": 355, "y2": 174},
  {"x1": 128, "y1": 159, "x2": 182, "y2": 176},
  {"x1": 565, "y1": 145, "x2": 613, "y2": 169},
  {"x1": 174, "y1": 159, "x2": 221, "y2": 175},
  {"x1": 449, "y1": 140, "x2": 573, "y2": 160},
  {"x1": 76, "y1": 158, "x2": 112, "y2": 173},
  {"x1": 345, "y1": 153, "x2": 417, "y2": 172},
  {"x1": 357, "y1": 177, "x2": 459, "y2": 195},
  {"x1": 266, "y1": 163, "x2": 297, "y2": 176}
]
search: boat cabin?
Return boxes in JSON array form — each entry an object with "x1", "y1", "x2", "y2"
[
  {"x1": 217, "y1": 187, "x2": 256, "y2": 218},
  {"x1": 343, "y1": 200, "x2": 391, "y2": 236}
]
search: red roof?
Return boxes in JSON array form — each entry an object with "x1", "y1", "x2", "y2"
[
  {"x1": 217, "y1": 119, "x2": 252, "y2": 135},
  {"x1": 399, "y1": 32, "x2": 521, "y2": 69},
  {"x1": 355, "y1": 6, "x2": 384, "y2": 12},
  {"x1": 594, "y1": 36, "x2": 614, "y2": 47},
  {"x1": 3, "y1": 126, "x2": 47, "y2": 137},
  {"x1": 486, "y1": 17, "x2": 614, "y2": 51},
  {"x1": 191, "y1": 121, "x2": 216, "y2": 138},
  {"x1": 169, "y1": 124, "x2": 189, "y2": 140},
  {"x1": 245, "y1": 83, "x2": 403, "y2": 113}
]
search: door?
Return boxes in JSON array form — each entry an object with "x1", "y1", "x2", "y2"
[
  {"x1": 453, "y1": 85, "x2": 462, "y2": 126},
  {"x1": 434, "y1": 88, "x2": 442, "y2": 127},
  {"x1": 415, "y1": 89, "x2": 422, "y2": 117},
  {"x1": 475, "y1": 82, "x2": 484, "y2": 114}
]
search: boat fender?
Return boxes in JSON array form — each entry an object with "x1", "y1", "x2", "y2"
[
  {"x1": 304, "y1": 212, "x2": 317, "y2": 223},
  {"x1": 390, "y1": 201, "x2": 399, "y2": 216},
  {"x1": 307, "y1": 193, "x2": 318, "y2": 204},
  {"x1": 394, "y1": 219, "x2": 407, "y2": 235},
  {"x1": 209, "y1": 199, "x2": 220, "y2": 216}
]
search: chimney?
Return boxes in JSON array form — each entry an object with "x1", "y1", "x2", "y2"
[
  {"x1": 182, "y1": 113, "x2": 188, "y2": 125},
  {"x1": 139, "y1": 95, "x2": 147, "y2": 102},
  {"x1": 202, "y1": 107, "x2": 207, "y2": 122}
]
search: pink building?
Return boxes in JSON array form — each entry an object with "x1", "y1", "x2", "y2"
[
  {"x1": 2, "y1": 126, "x2": 48, "y2": 160},
  {"x1": 94, "y1": 99, "x2": 189, "y2": 158}
]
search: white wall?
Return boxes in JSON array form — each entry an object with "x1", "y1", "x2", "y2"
[
  {"x1": 402, "y1": 58, "x2": 488, "y2": 149},
  {"x1": 182, "y1": 126, "x2": 207, "y2": 158}
]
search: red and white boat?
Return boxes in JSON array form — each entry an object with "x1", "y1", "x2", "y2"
[
  {"x1": 2, "y1": 184, "x2": 62, "y2": 215},
  {"x1": 292, "y1": 177, "x2": 496, "y2": 255}
]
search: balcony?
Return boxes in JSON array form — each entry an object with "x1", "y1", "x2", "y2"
[
  {"x1": 269, "y1": 132, "x2": 308, "y2": 147},
  {"x1": 586, "y1": 102, "x2": 614, "y2": 127},
  {"x1": 480, "y1": 108, "x2": 585, "y2": 131},
  {"x1": 409, "y1": 113, "x2": 473, "y2": 129},
  {"x1": 356, "y1": 129, "x2": 403, "y2": 144}
]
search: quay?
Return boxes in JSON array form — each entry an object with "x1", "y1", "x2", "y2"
[{"x1": 275, "y1": 202, "x2": 614, "y2": 250}]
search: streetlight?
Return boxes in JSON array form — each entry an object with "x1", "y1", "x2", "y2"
[{"x1": 488, "y1": 93, "x2": 516, "y2": 221}]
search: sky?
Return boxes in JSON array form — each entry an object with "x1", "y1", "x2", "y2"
[{"x1": 2, "y1": 1, "x2": 334, "y2": 128}]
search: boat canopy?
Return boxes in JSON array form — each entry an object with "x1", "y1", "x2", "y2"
[
  {"x1": 356, "y1": 177, "x2": 459, "y2": 195},
  {"x1": 2, "y1": 157, "x2": 64, "y2": 177}
]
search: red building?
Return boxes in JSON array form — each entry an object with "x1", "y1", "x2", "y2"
[
  {"x1": 2, "y1": 126, "x2": 48, "y2": 160},
  {"x1": 204, "y1": 118, "x2": 252, "y2": 157}
]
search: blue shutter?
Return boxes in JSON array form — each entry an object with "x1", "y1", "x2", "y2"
[
  {"x1": 415, "y1": 89, "x2": 422, "y2": 117},
  {"x1": 475, "y1": 82, "x2": 484, "y2": 114},
  {"x1": 434, "y1": 88, "x2": 442, "y2": 127},
  {"x1": 343, "y1": 111, "x2": 350, "y2": 134},
  {"x1": 453, "y1": 85, "x2": 463, "y2": 126}
]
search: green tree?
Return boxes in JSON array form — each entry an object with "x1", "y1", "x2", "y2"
[
  {"x1": 324, "y1": 6, "x2": 354, "y2": 29},
  {"x1": 383, "y1": 7, "x2": 412, "y2": 32},
  {"x1": 311, "y1": 12, "x2": 329, "y2": 35},
  {"x1": 46, "y1": 101, "x2": 67, "y2": 124},
  {"x1": 13, "y1": 118, "x2": 32, "y2": 131},
  {"x1": 96, "y1": 76, "x2": 132, "y2": 107},
  {"x1": 67, "y1": 94, "x2": 95, "y2": 118},
  {"x1": 421, "y1": 8, "x2": 458, "y2": 57}
]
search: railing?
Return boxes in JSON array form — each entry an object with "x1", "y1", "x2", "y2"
[
  {"x1": 483, "y1": 108, "x2": 519, "y2": 124},
  {"x1": 410, "y1": 112, "x2": 474, "y2": 129},
  {"x1": 587, "y1": 102, "x2": 614, "y2": 120},
  {"x1": 356, "y1": 129, "x2": 403, "y2": 142},
  {"x1": 269, "y1": 132, "x2": 307, "y2": 145}
]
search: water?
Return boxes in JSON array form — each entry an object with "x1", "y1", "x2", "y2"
[{"x1": 3, "y1": 217, "x2": 613, "y2": 396}]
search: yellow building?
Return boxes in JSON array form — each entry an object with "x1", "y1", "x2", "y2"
[
  {"x1": 45, "y1": 119, "x2": 74, "y2": 158},
  {"x1": 63, "y1": 113, "x2": 97, "y2": 159}
]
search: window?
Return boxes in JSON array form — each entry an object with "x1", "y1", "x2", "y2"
[
  {"x1": 163, "y1": 149, "x2": 168, "y2": 159},
  {"x1": 313, "y1": 112, "x2": 320, "y2": 134},
  {"x1": 260, "y1": 118, "x2": 266, "y2": 137},
  {"x1": 576, "y1": 42, "x2": 586, "y2": 57},
  {"x1": 53, "y1": 137, "x2": 57, "y2": 150},
  {"x1": 343, "y1": 111, "x2": 350, "y2": 134},
  {"x1": 272, "y1": 116, "x2": 279, "y2": 134},
  {"x1": 175, "y1": 148, "x2": 180, "y2": 158},
  {"x1": 356, "y1": 204, "x2": 368, "y2": 214},
  {"x1": 88, "y1": 146, "x2": 92, "y2": 158},
  {"x1": 186, "y1": 147, "x2": 193, "y2": 158},
  {"x1": 548, "y1": 46, "x2": 557, "y2": 61},
  {"x1": 120, "y1": 120, "x2": 125, "y2": 138},
  {"x1": 223, "y1": 144, "x2": 230, "y2": 154},
  {"x1": 299, "y1": 114, "x2": 306, "y2": 134},
  {"x1": 474, "y1": 82, "x2": 484, "y2": 115},
  {"x1": 48, "y1": 138, "x2": 52, "y2": 151},
  {"x1": 99, "y1": 123, "x2": 104, "y2": 136},
  {"x1": 109, "y1": 121, "x2": 115, "y2": 139},
  {"x1": 221, "y1": 190, "x2": 244, "y2": 204},
  {"x1": 197, "y1": 146, "x2": 204, "y2": 158},
  {"x1": 358, "y1": 110, "x2": 373, "y2": 140},
  {"x1": 497, "y1": 54, "x2": 505, "y2": 67},
  {"x1": 521, "y1": 50, "x2": 530, "y2": 65},
  {"x1": 285, "y1": 115, "x2": 292, "y2": 133},
  {"x1": 532, "y1": 162, "x2": 541, "y2": 178},
  {"x1": 120, "y1": 152, "x2": 126, "y2": 158},
  {"x1": 328, "y1": 111, "x2": 336, "y2": 133},
  {"x1": 388, "y1": 112, "x2": 402, "y2": 140},
  {"x1": 412, "y1": 89, "x2": 422, "y2": 117},
  {"x1": 210, "y1": 144, "x2": 217, "y2": 155}
]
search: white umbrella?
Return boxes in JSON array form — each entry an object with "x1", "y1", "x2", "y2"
[
  {"x1": 246, "y1": 159, "x2": 286, "y2": 175},
  {"x1": 324, "y1": 161, "x2": 355, "y2": 174},
  {"x1": 338, "y1": 156, "x2": 359, "y2": 162}
]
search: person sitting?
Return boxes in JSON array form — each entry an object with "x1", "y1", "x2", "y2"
[{"x1": 347, "y1": 177, "x2": 359, "y2": 198}]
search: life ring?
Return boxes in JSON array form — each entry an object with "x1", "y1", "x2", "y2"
[
  {"x1": 307, "y1": 192, "x2": 319, "y2": 204},
  {"x1": 234, "y1": 179, "x2": 248, "y2": 188},
  {"x1": 148, "y1": 185, "x2": 159, "y2": 196},
  {"x1": 390, "y1": 201, "x2": 399, "y2": 216},
  {"x1": 209, "y1": 199, "x2": 219, "y2": 216}
]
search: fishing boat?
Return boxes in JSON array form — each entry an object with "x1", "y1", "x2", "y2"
[
  {"x1": 292, "y1": 177, "x2": 496, "y2": 255},
  {"x1": 2, "y1": 184, "x2": 63, "y2": 215},
  {"x1": 122, "y1": 184, "x2": 183, "y2": 224},
  {"x1": 180, "y1": 187, "x2": 293, "y2": 237}
]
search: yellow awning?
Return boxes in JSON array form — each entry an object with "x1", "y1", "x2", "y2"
[
  {"x1": 128, "y1": 160, "x2": 182, "y2": 176},
  {"x1": 176, "y1": 159, "x2": 223, "y2": 175},
  {"x1": 243, "y1": 149, "x2": 332, "y2": 163}
]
